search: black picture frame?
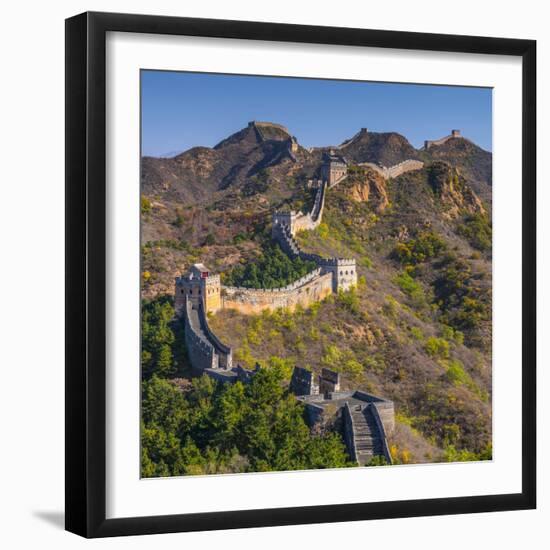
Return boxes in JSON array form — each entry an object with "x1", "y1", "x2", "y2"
[{"x1": 65, "y1": 11, "x2": 536, "y2": 538}]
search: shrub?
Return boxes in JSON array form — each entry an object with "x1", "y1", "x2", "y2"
[
  {"x1": 441, "y1": 324, "x2": 464, "y2": 345},
  {"x1": 457, "y1": 213, "x2": 492, "y2": 252},
  {"x1": 337, "y1": 287, "x2": 361, "y2": 314},
  {"x1": 432, "y1": 257, "x2": 490, "y2": 338},
  {"x1": 445, "y1": 359, "x2": 471, "y2": 386},
  {"x1": 389, "y1": 444, "x2": 412, "y2": 465},
  {"x1": 141, "y1": 195, "x2": 152, "y2": 214},
  {"x1": 367, "y1": 455, "x2": 388, "y2": 466},
  {"x1": 394, "y1": 271, "x2": 427, "y2": 307},
  {"x1": 263, "y1": 356, "x2": 294, "y2": 381},
  {"x1": 233, "y1": 233, "x2": 247, "y2": 244},
  {"x1": 392, "y1": 231, "x2": 446, "y2": 266},
  {"x1": 382, "y1": 295, "x2": 399, "y2": 318},
  {"x1": 425, "y1": 337, "x2": 450, "y2": 359},
  {"x1": 317, "y1": 222, "x2": 330, "y2": 240},
  {"x1": 359, "y1": 256, "x2": 373, "y2": 269}
]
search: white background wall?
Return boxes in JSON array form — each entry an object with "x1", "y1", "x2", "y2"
[{"x1": 0, "y1": 0, "x2": 547, "y2": 547}]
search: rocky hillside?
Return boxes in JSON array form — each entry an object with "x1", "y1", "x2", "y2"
[
  {"x1": 421, "y1": 137, "x2": 492, "y2": 205},
  {"x1": 141, "y1": 123, "x2": 493, "y2": 464},
  {"x1": 339, "y1": 129, "x2": 421, "y2": 166}
]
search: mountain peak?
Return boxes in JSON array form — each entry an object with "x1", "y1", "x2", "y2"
[
  {"x1": 337, "y1": 128, "x2": 419, "y2": 166},
  {"x1": 214, "y1": 120, "x2": 293, "y2": 151}
]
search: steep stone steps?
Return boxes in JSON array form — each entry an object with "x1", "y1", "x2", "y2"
[{"x1": 351, "y1": 406, "x2": 384, "y2": 465}]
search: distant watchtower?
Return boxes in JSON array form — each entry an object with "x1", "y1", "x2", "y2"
[
  {"x1": 424, "y1": 129, "x2": 462, "y2": 149},
  {"x1": 288, "y1": 136, "x2": 299, "y2": 153},
  {"x1": 321, "y1": 150, "x2": 348, "y2": 187}
]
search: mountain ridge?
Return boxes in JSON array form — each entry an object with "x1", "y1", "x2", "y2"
[{"x1": 141, "y1": 120, "x2": 493, "y2": 466}]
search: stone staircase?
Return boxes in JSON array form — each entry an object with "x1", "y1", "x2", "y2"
[{"x1": 351, "y1": 405, "x2": 384, "y2": 465}]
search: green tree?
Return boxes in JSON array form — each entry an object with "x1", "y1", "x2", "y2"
[
  {"x1": 223, "y1": 243, "x2": 317, "y2": 289},
  {"x1": 141, "y1": 367, "x2": 352, "y2": 477}
]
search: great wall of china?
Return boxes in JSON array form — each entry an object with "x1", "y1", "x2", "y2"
[
  {"x1": 424, "y1": 129, "x2": 462, "y2": 149},
  {"x1": 359, "y1": 159, "x2": 424, "y2": 179},
  {"x1": 172, "y1": 127, "x2": 465, "y2": 465}
]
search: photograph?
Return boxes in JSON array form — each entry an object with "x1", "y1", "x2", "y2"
[{"x1": 140, "y1": 71, "x2": 493, "y2": 477}]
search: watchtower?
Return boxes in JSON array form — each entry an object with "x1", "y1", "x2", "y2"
[
  {"x1": 288, "y1": 136, "x2": 299, "y2": 153},
  {"x1": 321, "y1": 258, "x2": 357, "y2": 293},
  {"x1": 319, "y1": 368, "x2": 341, "y2": 395},
  {"x1": 272, "y1": 210, "x2": 298, "y2": 237},
  {"x1": 175, "y1": 263, "x2": 221, "y2": 316},
  {"x1": 321, "y1": 150, "x2": 348, "y2": 187}
]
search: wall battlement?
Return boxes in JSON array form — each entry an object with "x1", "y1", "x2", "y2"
[
  {"x1": 272, "y1": 179, "x2": 327, "y2": 238},
  {"x1": 184, "y1": 297, "x2": 232, "y2": 373},
  {"x1": 177, "y1": 150, "x2": 358, "y2": 377},
  {"x1": 221, "y1": 270, "x2": 333, "y2": 315},
  {"x1": 359, "y1": 159, "x2": 424, "y2": 179},
  {"x1": 292, "y1": 367, "x2": 395, "y2": 465},
  {"x1": 424, "y1": 129, "x2": 462, "y2": 149}
]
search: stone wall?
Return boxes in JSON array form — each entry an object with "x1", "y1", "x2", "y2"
[
  {"x1": 184, "y1": 297, "x2": 233, "y2": 373},
  {"x1": 343, "y1": 402, "x2": 358, "y2": 462},
  {"x1": 373, "y1": 401, "x2": 395, "y2": 435},
  {"x1": 339, "y1": 127, "x2": 368, "y2": 150},
  {"x1": 370, "y1": 403, "x2": 393, "y2": 463},
  {"x1": 319, "y1": 368, "x2": 341, "y2": 394},
  {"x1": 290, "y1": 366, "x2": 320, "y2": 396},
  {"x1": 203, "y1": 275, "x2": 222, "y2": 314},
  {"x1": 353, "y1": 390, "x2": 395, "y2": 435},
  {"x1": 272, "y1": 180, "x2": 326, "y2": 238},
  {"x1": 359, "y1": 159, "x2": 424, "y2": 179},
  {"x1": 272, "y1": 222, "x2": 358, "y2": 293},
  {"x1": 221, "y1": 269, "x2": 333, "y2": 314},
  {"x1": 197, "y1": 302, "x2": 233, "y2": 369},
  {"x1": 184, "y1": 299, "x2": 217, "y2": 373},
  {"x1": 424, "y1": 130, "x2": 462, "y2": 149}
]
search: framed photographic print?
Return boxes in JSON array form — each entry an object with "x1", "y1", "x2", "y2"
[{"x1": 65, "y1": 11, "x2": 536, "y2": 538}]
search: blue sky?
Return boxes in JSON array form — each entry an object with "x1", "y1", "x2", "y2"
[{"x1": 141, "y1": 70, "x2": 492, "y2": 157}]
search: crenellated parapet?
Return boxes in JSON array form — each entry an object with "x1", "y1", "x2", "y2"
[
  {"x1": 184, "y1": 298, "x2": 220, "y2": 372},
  {"x1": 272, "y1": 179, "x2": 327, "y2": 239},
  {"x1": 221, "y1": 269, "x2": 334, "y2": 314},
  {"x1": 291, "y1": 366, "x2": 394, "y2": 465},
  {"x1": 424, "y1": 129, "x2": 462, "y2": 149},
  {"x1": 359, "y1": 159, "x2": 424, "y2": 179},
  {"x1": 338, "y1": 127, "x2": 369, "y2": 150}
]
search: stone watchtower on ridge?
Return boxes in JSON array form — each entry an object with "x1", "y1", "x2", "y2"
[
  {"x1": 320, "y1": 149, "x2": 348, "y2": 187},
  {"x1": 175, "y1": 263, "x2": 221, "y2": 316},
  {"x1": 320, "y1": 258, "x2": 357, "y2": 293}
]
